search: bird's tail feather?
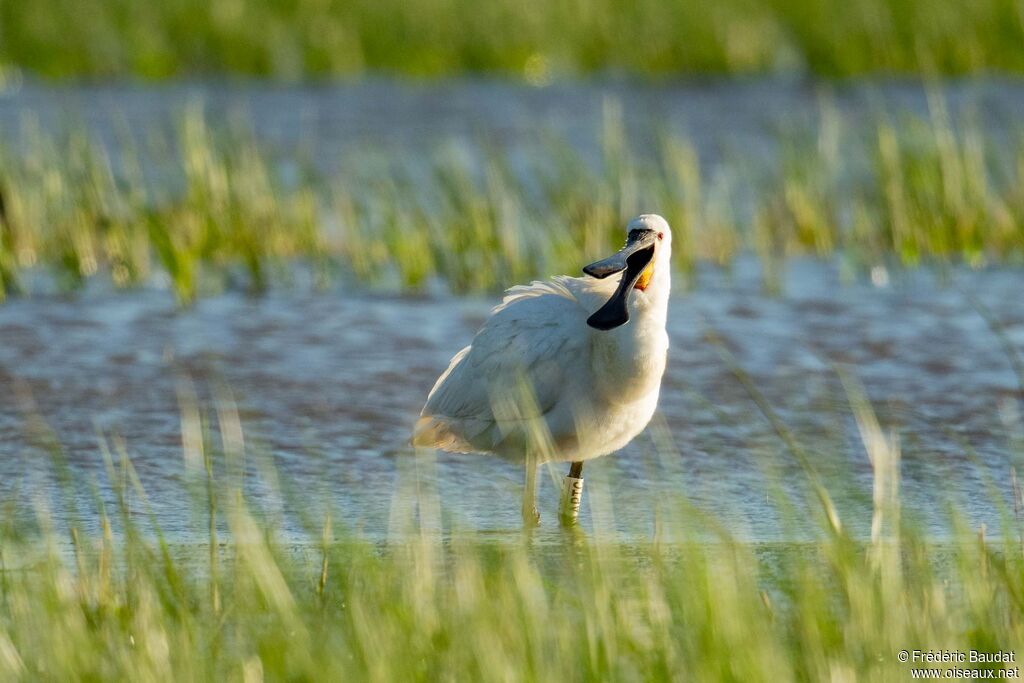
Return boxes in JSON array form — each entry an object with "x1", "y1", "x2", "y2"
[{"x1": 410, "y1": 416, "x2": 477, "y2": 453}]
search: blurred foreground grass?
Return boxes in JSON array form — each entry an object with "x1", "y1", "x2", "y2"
[
  {"x1": 2, "y1": 0, "x2": 1024, "y2": 80},
  {"x1": 2, "y1": 376, "x2": 1022, "y2": 680},
  {"x1": 1, "y1": 98, "x2": 1024, "y2": 303}
]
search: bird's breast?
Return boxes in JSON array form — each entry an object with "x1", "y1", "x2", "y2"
[{"x1": 590, "y1": 318, "x2": 668, "y2": 405}]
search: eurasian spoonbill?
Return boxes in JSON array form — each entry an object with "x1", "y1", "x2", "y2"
[{"x1": 413, "y1": 214, "x2": 671, "y2": 525}]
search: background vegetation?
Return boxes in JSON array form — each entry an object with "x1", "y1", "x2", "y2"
[
  {"x1": 1, "y1": 0, "x2": 1024, "y2": 81},
  {"x1": 1, "y1": 101, "x2": 1022, "y2": 303}
]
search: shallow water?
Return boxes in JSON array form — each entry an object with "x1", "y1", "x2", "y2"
[
  {"x1": 3, "y1": 77, "x2": 1024, "y2": 172},
  {"x1": 2, "y1": 78, "x2": 1024, "y2": 543},
  {"x1": 1, "y1": 258, "x2": 1022, "y2": 543}
]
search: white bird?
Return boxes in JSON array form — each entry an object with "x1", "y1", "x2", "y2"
[{"x1": 413, "y1": 214, "x2": 672, "y2": 525}]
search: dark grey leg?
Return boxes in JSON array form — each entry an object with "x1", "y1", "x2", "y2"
[
  {"x1": 522, "y1": 455, "x2": 540, "y2": 527},
  {"x1": 559, "y1": 461, "x2": 584, "y2": 525}
]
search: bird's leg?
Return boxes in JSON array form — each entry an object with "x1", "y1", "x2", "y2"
[
  {"x1": 522, "y1": 455, "x2": 540, "y2": 527},
  {"x1": 559, "y1": 461, "x2": 584, "y2": 526}
]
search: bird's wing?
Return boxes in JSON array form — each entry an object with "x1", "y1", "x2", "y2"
[{"x1": 414, "y1": 277, "x2": 589, "y2": 452}]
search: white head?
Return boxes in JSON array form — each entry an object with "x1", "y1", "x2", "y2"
[{"x1": 583, "y1": 214, "x2": 672, "y2": 330}]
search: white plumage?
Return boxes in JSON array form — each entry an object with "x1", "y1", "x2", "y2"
[{"x1": 412, "y1": 214, "x2": 672, "y2": 522}]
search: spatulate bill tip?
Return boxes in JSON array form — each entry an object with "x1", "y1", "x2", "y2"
[{"x1": 586, "y1": 307, "x2": 629, "y2": 331}]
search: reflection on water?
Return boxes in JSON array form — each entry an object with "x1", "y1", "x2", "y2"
[{"x1": 1, "y1": 257, "x2": 1021, "y2": 542}]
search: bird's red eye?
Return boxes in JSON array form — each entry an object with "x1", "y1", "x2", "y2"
[{"x1": 657, "y1": 232, "x2": 664, "y2": 240}]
